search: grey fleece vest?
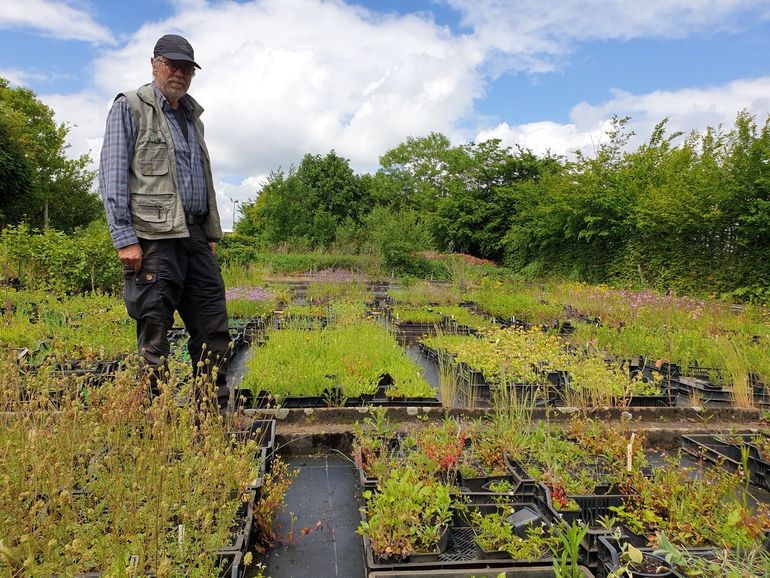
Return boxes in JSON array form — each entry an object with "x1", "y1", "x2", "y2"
[{"x1": 121, "y1": 83, "x2": 222, "y2": 241}]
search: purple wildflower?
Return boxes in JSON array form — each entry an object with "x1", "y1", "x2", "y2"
[{"x1": 225, "y1": 287, "x2": 275, "y2": 301}]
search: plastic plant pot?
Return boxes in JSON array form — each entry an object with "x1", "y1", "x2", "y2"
[{"x1": 626, "y1": 552, "x2": 674, "y2": 577}]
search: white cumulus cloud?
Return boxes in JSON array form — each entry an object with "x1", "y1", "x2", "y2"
[
  {"x1": 0, "y1": 0, "x2": 112, "y2": 43},
  {"x1": 475, "y1": 76, "x2": 770, "y2": 157},
  {"x1": 445, "y1": 0, "x2": 769, "y2": 52},
  {"x1": 53, "y1": 0, "x2": 485, "y2": 175}
]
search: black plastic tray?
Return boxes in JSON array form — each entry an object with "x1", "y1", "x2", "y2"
[
  {"x1": 362, "y1": 493, "x2": 566, "y2": 572},
  {"x1": 681, "y1": 432, "x2": 770, "y2": 490},
  {"x1": 368, "y1": 565, "x2": 595, "y2": 577},
  {"x1": 673, "y1": 376, "x2": 733, "y2": 405},
  {"x1": 595, "y1": 533, "x2": 716, "y2": 578}
]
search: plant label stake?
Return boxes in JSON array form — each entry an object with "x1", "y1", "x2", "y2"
[
  {"x1": 128, "y1": 555, "x2": 139, "y2": 575},
  {"x1": 627, "y1": 432, "x2": 636, "y2": 472}
]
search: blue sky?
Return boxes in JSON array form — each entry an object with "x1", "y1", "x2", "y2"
[{"x1": 1, "y1": 0, "x2": 770, "y2": 229}]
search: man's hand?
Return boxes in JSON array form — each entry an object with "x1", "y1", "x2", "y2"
[
  {"x1": 118, "y1": 243, "x2": 143, "y2": 273},
  {"x1": 209, "y1": 241, "x2": 217, "y2": 255}
]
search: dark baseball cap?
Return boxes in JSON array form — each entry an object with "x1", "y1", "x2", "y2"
[{"x1": 153, "y1": 34, "x2": 201, "y2": 69}]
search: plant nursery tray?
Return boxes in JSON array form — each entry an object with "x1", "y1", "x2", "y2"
[
  {"x1": 457, "y1": 472, "x2": 517, "y2": 493},
  {"x1": 621, "y1": 393, "x2": 677, "y2": 407},
  {"x1": 229, "y1": 418, "x2": 276, "y2": 481},
  {"x1": 503, "y1": 457, "x2": 626, "y2": 526},
  {"x1": 274, "y1": 316, "x2": 329, "y2": 330},
  {"x1": 229, "y1": 315, "x2": 270, "y2": 334},
  {"x1": 682, "y1": 366, "x2": 724, "y2": 384},
  {"x1": 353, "y1": 433, "x2": 424, "y2": 496},
  {"x1": 441, "y1": 317, "x2": 479, "y2": 336},
  {"x1": 275, "y1": 393, "x2": 442, "y2": 408},
  {"x1": 522, "y1": 477, "x2": 629, "y2": 556},
  {"x1": 365, "y1": 395, "x2": 442, "y2": 407},
  {"x1": 230, "y1": 387, "x2": 257, "y2": 409},
  {"x1": 629, "y1": 356, "x2": 680, "y2": 380},
  {"x1": 247, "y1": 389, "x2": 278, "y2": 409},
  {"x1": 552, "y1": 491, "x2": 626, "y2": 526},
  {"x1": 221, "y1": 488, "x2": 258, "y2": 556},
  {"x1": 392, "y1": 320, "x2": 442, "y2": 331},
  {"x1": 672, "y1": 376, "x2": 733, "y2": 405},
  {"x1": 503, "y1": 458, "x2": 614, "y2": 499},
  {"x1": 498, "y1": 318, "x2": 531, "y2": 330},
  {"x1": 228, "y1": 418, "x2": 276, "y2": 454},
  {"x1": 419, "y1": 342, "x2": 441, "y2": 362},
  {"x1": 280, "y1": 395, "x2": 337, "y2": 408},
  {"x1": 452, "y1": 502, "x2": 556, "y2": 539},
  {"x1": 354, "y1": 454, "x2": 379, "y2": 494},
  {"x1": 367, "y1": 565, "x2": 595, "y2": 577},
  {"x1": 362, "y1": 495, "x2": 566, "y2": 572},
  {"x1": 680, "y1": 433, "x2": 770, "y2": 490},
  {"x1": 52, "y1": 358, "x2": 122, "y2": 377},
  {"x1": 74, "y1": 499, "x2": 252, "y2": 578},
  {"x1": 363, "y1": 523, "x2": 553, "y2": 573},
  {"x1": 503, "y1": 456, "x2": 540, "y2": 495},
  {"x1": 215, "y1": 550, "x2": 245, "y2": 578},
  {"x1": 490, "y1": 383, "x2": 559, "y2": 407},
  {"x1": 595, "y1": 533, "x2": 717, "y2": 578},
  {"x1": 166, "y1": 327, "x2": 188, "y2": 345}
]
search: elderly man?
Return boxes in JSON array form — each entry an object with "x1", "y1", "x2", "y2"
[{"x1": 99, "y1": 34, "x2": 231, "y2": 413}]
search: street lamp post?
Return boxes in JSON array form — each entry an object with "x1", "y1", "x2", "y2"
[{"x1": 229, "y1": 197, "x2": 240, "y2": 230}]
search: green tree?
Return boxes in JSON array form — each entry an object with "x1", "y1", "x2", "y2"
[
  {"x1": 237, "y1": 168, "x2": 312, "y2": 247},
  {"x1": 727, "y1": 112, "x2": 770, "y2": 249},
  {"x1": 362, "y1": 206, "x2": 433, "y2": 274},
  {"x1": 376, "y1": 132, "x2": 455, "y2": 211},
  {"x1": 0, "y1": 77, "x2": 99, "y2": 231},
  {"x1": 236, "y1": 151, "x2": 369, "y2": 249},
  {"x1": 431, "y1": 141, "x2": 561, "y2": 260},
  {"x1": 0, "y1": 111, "x2": 32, "y2": 228},
  {"x1": 297, "y1": 150, "x2": 367, "y2": 224}
]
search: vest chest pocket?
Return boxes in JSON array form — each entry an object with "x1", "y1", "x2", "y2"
[
  {"x1": 130, "y1": 192, "x2": 175, "y2": 233},
  {"x1": 137, "y1": 133, "x2": 169, "y2": 176}
]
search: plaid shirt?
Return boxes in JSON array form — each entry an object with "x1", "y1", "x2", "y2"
[{"x1": 99, "y1": 85, "x2": 208, "y2": 249}]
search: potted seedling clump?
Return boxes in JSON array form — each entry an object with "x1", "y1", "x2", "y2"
[{"x1": 358, "y1": 467, "x2": 452, "y2": 562}]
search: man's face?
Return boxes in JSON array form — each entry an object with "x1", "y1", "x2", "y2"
[{"x1": 152, "y1": 56, "x2": 195, "y2": 103}]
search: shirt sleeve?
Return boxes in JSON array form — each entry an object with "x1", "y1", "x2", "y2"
[{"x1": 98, "y1": 96, "x2": 139, "y2": 249}]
